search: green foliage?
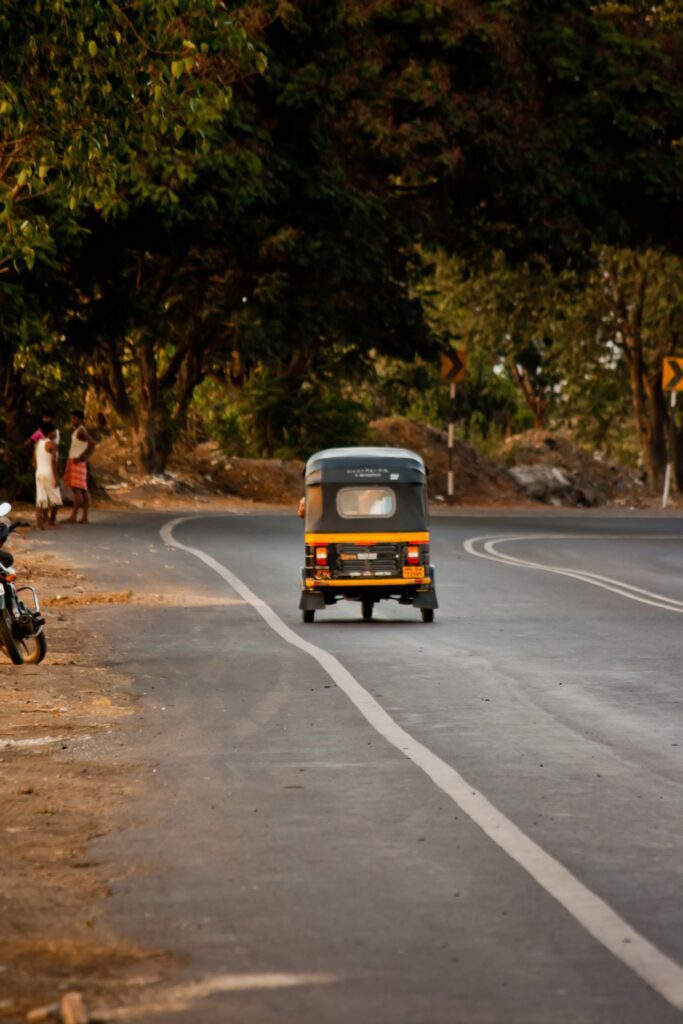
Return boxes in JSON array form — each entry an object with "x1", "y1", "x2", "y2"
[
  {"x1": 0, "y1": 1, "x2": 263, "y2": 273},
  {"x1": 415, "y1": 243, "x2": 683, "y2": 472},
  {"x1": 2, "y1": 0, "x2": 683, "y2": 479},
  {"x1": 190, "y1": 367, "x2": 369, "y2": 461},
  {"x1": 417, "y1": 250, "x2": 566, "y2": 428},
  {"x1": 551, "y1": 246, "x2": 683, "y2": 464},
  {"x1": 189, "y1": 378, "x2": 254, "y2": 456},
  {"x1": 240, "y1": 367, "x2": 369, "y2": 459},
  {"x1": 340, "y1": 0, "x2": 683, "y2": 259},
  {"x1": 361, "y1": 352, "x2": 529, "y2": 447}
]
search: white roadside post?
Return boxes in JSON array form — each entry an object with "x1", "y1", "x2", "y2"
[
  {"x1": 661, "y1": 356, "x2": 683, "y2": 509},
  {"x1": 447, "y1": 380, "x2": 456, "y2": 499},
  {"x1": 440, "y1": 349, "x2": 467, "y2": 504}
]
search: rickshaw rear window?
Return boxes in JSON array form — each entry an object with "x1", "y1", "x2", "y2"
[{"x1": 337, "y1": 487, "x2": 395, "y2": 518}]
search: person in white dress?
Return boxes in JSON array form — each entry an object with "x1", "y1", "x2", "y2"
[{"x1": 35, "y1": 427, "x2": 62, "y2": 530}]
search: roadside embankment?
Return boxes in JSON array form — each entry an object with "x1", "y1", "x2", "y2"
[{"x1": 88, "y1": 419, "x2": 672, "y2": 512}]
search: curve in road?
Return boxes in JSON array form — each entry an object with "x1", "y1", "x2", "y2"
[
  {"x1": 465, "y1": 534, "x2": 683, "y2": 614},
  {"x1": 163, "y1": 515, "x2": 683, "y2": 1014}
]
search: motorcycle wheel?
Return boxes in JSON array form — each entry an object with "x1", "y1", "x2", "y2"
[
  {"x1": 19, "y1": 631, "x2": 47, "y2": 664},
  {"x1": 0, "y1": 607, "x2": 24, "y2": 664}
]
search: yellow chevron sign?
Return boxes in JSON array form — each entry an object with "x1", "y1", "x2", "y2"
[
  {"x1": 662, "y1": 357, "x2": 683, "y2": 392},
  {"x1": 440, "y1": 349, "x2": 467, "y2": 383}
]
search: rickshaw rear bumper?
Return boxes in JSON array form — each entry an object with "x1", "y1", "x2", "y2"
[{"x1": 299, "y1": 567, "x2": 438, "y2": 609}]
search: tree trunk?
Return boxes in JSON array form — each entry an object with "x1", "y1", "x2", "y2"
[
  {"x1": 624, "y1": 338, "x2": 667, "y2": 490},
  {"x1": 134, "y1": 339, "x2": 206, "y2": 474},
  {"x1": 155, "y1": 345, "x2": 204, "y2": 471},
  {"x1": 135, "y1": 338, "x2": 161, "y2": 474},
  {"x1": 602, "y1": 251, "x2": 668, "y2": 488},
  {"x1": 509, "y1": 358, "x2": 546, "y2": 428},
  {"x1": 0, "y1": 340, "x2": 29, "y2": 498},
  {"x1": 627, "y1": 349, "x2": 653, "y2": 484},
  {"x1": 103, "y1": 339, "x2": 133, "y2": 420},
  {"x1": 643, "y1": 372, "x2": 669, "y2": 491},
  {"x1": 96, "y1": 329, "x2": 207, "y2": 474},
  {"x1": 675, "y1": 419, "x2": 683, "y2": 492}
]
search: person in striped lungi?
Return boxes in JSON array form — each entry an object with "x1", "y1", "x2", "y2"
[{"x1": 63, "y1": 410, "x2": 95, "y2": 524}]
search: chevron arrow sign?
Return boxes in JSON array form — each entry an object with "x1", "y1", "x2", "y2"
[
  {"x1": 440, "y1": 349, "x2": 467, "y2": 383},
  {"x1": 662, "y1": 356, "x2": 683, "y2": 392}
]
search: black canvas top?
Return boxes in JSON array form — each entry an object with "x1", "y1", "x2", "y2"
[
  {"x1": 304, "y1": 447, "x2": 428, "y2": 532},
  {"x1": 305, "y1": 447, "x2": 426, "y2": 485}
]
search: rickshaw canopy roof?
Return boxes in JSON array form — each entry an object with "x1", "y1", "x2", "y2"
[
  {"x1": 305, "y1": 447, "x2": 426, "y2": 485},
  {"x1": 303, "y1": 447, "x2": 428, "y2": 532}
]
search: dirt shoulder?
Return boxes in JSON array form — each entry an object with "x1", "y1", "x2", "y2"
[{"x1": 0, "y1": 533, "x2": 175, "y2": 1022}]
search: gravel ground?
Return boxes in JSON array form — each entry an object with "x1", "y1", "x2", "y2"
[{"x1": 0, "y1": 531, "x2": 176, "y2": 1022}]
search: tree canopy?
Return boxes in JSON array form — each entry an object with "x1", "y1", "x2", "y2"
[{"x1": 1, "y1": 0, "x2": 682, "y2": 489}]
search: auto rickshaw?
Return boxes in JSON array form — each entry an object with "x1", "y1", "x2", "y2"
[{"x1": 299, "y1": 447, "x2": 438, "y2": 623}]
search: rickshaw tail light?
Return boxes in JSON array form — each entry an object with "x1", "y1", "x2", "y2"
[
  {"x1": 315, "y1": 546, "x2": 329, "y2": 566},
  {"x1": 406, "y1": 546, "x2": 420, "y2": 565}
]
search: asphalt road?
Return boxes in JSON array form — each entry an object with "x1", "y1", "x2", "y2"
[{"x1": 40, "y1": 510, "x2": 683, "y2": 1022}]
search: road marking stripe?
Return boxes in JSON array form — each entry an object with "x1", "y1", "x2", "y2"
[
  {"x1": 464, "y1": 534, "x2": 683, "y2": 613},
  {"x1": 0, "y1": 735, "x2": 66, "y2": 748},
  {"x1": 485, "y1": 536, "x2": 683, "y2": 609},
  {"x1": 101, "y1": 972, "x2": 336, "y2": 1019},
  {"x1": 162, "y1": 516, "x2": 683, "y2": 1013}
]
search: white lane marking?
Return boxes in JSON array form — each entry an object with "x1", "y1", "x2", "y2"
[
  {"x1": 464, "y1": 534, "x2": 683, "y2": 614},
  {"x1": 100, "y1": 972, "x2": 336, "y2": 1019},
  {"x1": 0, "y1": 735, "x2": 66, "y2": 748},
  {"x1": 484, "y1": 536, "x2": 683, "y2": 609},
  {"x1": 162, "y1": 516, "x2": 683, "y2": 1012}
]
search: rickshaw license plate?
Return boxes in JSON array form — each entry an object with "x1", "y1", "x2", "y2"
[{"x1": 402, "y1": 566, "x2": 425, "y2": 579}]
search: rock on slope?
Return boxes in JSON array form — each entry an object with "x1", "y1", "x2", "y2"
[{"x1": 501, "y1": 430, "x2": 643, "y2": 507}]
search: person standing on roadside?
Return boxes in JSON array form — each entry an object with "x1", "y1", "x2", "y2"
[
  {"x1": 25, "y1": 411, "x2": 60, "y2": 455},
  {"x1": 63, "y1": 410, "x2": 95, "y2": 524},
  {"x1": 35, "y1": 427, "x2": 62, "y2": 530}
]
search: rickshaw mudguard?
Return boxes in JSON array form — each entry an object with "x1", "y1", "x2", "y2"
[
  {"x1": 299, "y1": 589, "x2": 326, "y2": 611},
  {"x1": 411, "y1": 566, "x2": 438, "y2": 609},
  {"x1": 300, "y1": 569, "x2": 326, "y2": 610}
]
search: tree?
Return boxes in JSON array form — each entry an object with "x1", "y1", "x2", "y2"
[
  {"x1": 339, "y1": 0, "x2": 683, "y2": 259},
  {"x1": 178, "y1": 0, "x2": 433, "y2": 457},
  {"x1": 418, "y1": 251, "x2": 563, "y2": 430},
  {"x1": 4, "y1": 1, "x2": 683, "y2": 481},
  {"x1": 556, "y1": 247, "x2": 683, "y2": 488},
  {"x1": 0, "y1": 0, "x2": 264, "y2": 483}
]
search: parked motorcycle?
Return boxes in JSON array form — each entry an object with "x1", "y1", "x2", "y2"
[{"x1": 0, "y1": 502, "x2": 47, "y2": 664}]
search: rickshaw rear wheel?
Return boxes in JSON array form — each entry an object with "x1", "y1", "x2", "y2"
[
  {"x1": 361, "y1": 600, "x2": 373, "y2": 621},
  {"x1": 421, "y1": 608, "x2": 434, "y2": 623},
  {"x1": 302, "y1": 609, "x2": 315, "y2": 623}
]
